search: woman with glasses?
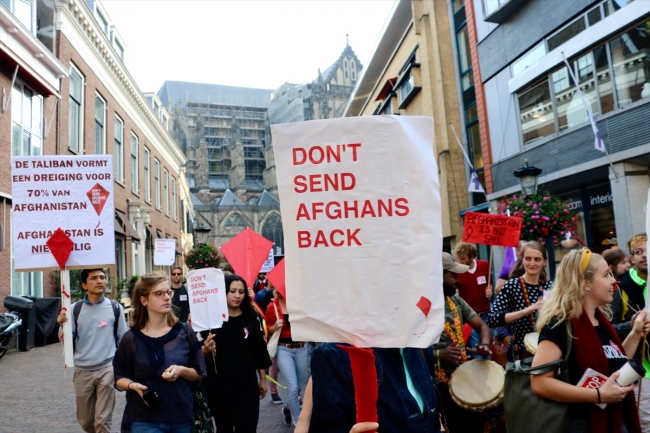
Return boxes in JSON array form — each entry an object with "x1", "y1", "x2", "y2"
[
  {"x1": 113, "y1": 272, "x2": 207, "y2": 433},
  {"x1": 200, "y1": 274, "x2": 271, "y2": 432}
]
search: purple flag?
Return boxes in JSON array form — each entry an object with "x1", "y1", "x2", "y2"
[{"x1": 498, "y1": 246, "x2": 517, "y2": 279}]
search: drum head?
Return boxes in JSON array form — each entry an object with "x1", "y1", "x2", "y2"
[
  {"x1": 449, "y1": 360, "x2": 505, "y2": 410},
  {"x1": 524, "y1": 332, "x2": 539, "y2": 355}
]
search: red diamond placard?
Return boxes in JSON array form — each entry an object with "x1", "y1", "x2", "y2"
[
  {"x1": 86, "y1": 183, "x2": 110, "y2": 216},
  {"x1": 46, "y1": 228, "x2": 74, "y2": 270},
  {"x1": 416, "y1": 296, "x2": 432, "y2": 317}
]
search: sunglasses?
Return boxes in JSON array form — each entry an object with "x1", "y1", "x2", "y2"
[{"x1": 171, "y1": 272, "x2": 182, "y2": 276}]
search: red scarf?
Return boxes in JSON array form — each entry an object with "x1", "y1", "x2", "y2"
[{"x1": 572, "y1": 308, "x2": 641, "y2": 433}]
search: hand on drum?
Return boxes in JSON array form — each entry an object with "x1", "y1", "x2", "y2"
[
  {"x1": 439, "y1": 343, "x2": 464, "y2": 365},
  {"x1": 599, "y1": 371, "x2": 634, "y2": 403},
  {"x1": 631, "y1": 310, "x2": 650, "y2": 337},
  {"x1": 467, "y1": 343, "x2": 492, "y2": 357}
]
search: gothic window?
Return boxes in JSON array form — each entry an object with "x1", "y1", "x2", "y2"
[
  {"x1": 223, "y1": 213, "x2": 247, "y2": 235},
  {"x1": 261, "y1": 214, "x2": 284, "y2": 253},
  {"x1": 247, "y1": 196, "x2": 258, "y2": 205},
  {"x1": 344, "y1": 60, "x2": 348, "y2": 68}
]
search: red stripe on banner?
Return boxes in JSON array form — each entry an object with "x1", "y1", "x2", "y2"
[{"x1": 338, "y1": 345, "x2": 379, "y2": 431}]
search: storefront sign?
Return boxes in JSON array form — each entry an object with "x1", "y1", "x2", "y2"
[
  {"x1": 272, "y1": 116, "x2": 444, "y2": 348},
  {"x1": 11, "y1": 155, "x2": 115, "y2": 271},
  {"x1": 463, "y1": 212, "x2": 522, "y2": 247}
]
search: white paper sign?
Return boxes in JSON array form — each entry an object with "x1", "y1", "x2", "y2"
[
  {"x1": 11, "y1": 155, "x2": 115, "y2": 271},
  {"x1": 260, "y1": 248, "x2": 275, "y2": 273},
  {"x1": 272, "y1": 116, "x2": 443, "y2": 348},
  {"x1": 154, "y1": 238, "x2": 176, "y2": 266},
  {"x1": 186, "y1": 268, "x2": 228, "y2": 332}
]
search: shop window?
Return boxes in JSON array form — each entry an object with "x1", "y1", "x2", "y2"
[
  {"x1": 69, "y1": 65, "x2": 84, "y2": 154},
  {"x1": 512, "y1": 43, "x2": 547, "y2": 77},
  {"x1": 114, "y1": 116, "x2": 124, "y2": 182},
  {"x1": 548, "y1": 17, "x2": 586, "y2": 52},
  {"x1": 154, "y1": 159, "x2": 160, "y2": 209},
  {"x1": 95, "y1": 94, "x2": 106, "y2": 154},
  {"x1": 593, "y1": 46, "x2": 615, "y2": 114},
  {"x1": 144, "y1": 148, "x2": 151, "y2": 203},
  {"x1": 610, "y1": 21, "x2": 650, "y2": 108},
  {"x1": 554, "y1": 52, "x2": 599, "y2": 131},
  {"x1": 518, "y1": 79, "x2": 555, "y2": 145},
  {"x1": 11, "y1": 81, "x2": 42, "y2": 156},
  {"x1": 130, "y1": 133, "x2": 138, "y2": 194}
]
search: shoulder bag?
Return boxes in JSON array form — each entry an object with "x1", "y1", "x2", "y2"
[
  {"x1": 267, "y1": 301, "x2": 283, "y2": 358},
  {"x1": 504, "y1": 322, "x2": 572, "y2": 433},
  {"x1": 181, "y1": 323, "x2": 213, "y2": 433}
]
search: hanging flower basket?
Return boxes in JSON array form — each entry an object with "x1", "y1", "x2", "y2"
[
  {"x1": 497, "y1": 191, "x2": 577, "y2": 244},
  {"x1": 186, "y1": 243, "x2": 221, "y2": 270}
]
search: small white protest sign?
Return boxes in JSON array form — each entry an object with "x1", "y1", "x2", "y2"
[
  {"x1": 272, "y1": 116, "x2": 443, "y2": 348},
  {"x1": 260, "y1": 248, "x2": 275, "y2": 273},
  {"x1": 186, "y1": 268, "x2": 228, "y2": 332},
  {"x1": 154, "y1": 239, "x2": 177, "y2": 266},
  {"x1": 11, "y1": 155, "x2": 115, "y2": 271}
]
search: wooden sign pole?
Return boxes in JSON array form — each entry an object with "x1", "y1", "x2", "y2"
[{"x1": 61, "y1": 269, "x2": 74, "y2": 368}]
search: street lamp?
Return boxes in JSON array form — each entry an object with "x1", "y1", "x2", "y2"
[
  {"x1": 513, "y1": 159, "x2": 542, "y2": 196},
  {"x1": 194, "y1": 226, "x2": 211, "y2": 245}
]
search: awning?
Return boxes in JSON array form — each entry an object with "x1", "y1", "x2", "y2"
[
  {"x1": 114, "y1": 214, "x2": 126, "y2": 237},
  {"x1": 375, "y1": 77, "x2": 397, "y2": 102},
  {"x1": 115, "y1": 209, "x2": 141, "y2": 243},
  {"x1": 156, "y1": 229, "x2": 163, "y2": 239}
]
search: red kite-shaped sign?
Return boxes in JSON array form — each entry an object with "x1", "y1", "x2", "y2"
[
  {"x1": 86, "y1": 183, "x2": 110, "y2": 216},
  {"x1": 221, "y1": 228, "x2": 274, "y2": 288},
  {"x1": 266, "y1": 258, "x2": 285, "y2": 299},
  {"x1": 46, "y1": 228, "x2": 74, "y2": 270}
]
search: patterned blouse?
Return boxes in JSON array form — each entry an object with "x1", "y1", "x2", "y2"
[{"x1": 487, "y1": 277, "x2": 553, "y2": 358}]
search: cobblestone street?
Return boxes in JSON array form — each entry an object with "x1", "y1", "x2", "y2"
[{"x1": 0, "y1": 343, "x2": 294, "y2": 433}]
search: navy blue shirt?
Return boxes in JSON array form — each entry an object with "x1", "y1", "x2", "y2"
[
  {"x1": 310, "y1": 344, "x2": 440, "y2": 433},
  {"x1": 113, "y1": 322, "x2": 207, "y2": 430}
]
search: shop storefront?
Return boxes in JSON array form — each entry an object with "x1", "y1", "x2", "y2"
[{"x1": 554, "y1": 182, "x2": 617, "y2": 266}]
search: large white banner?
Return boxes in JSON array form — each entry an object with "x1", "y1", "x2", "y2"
[
  {"x1": 272, "y1": 116, "x2": 443, "y2": 348},
  {"x1": 11, "y1": 155, "x2": 115, "y2": 271},
  {"x1": 187, "y1": 268, "x2": 228, "y2": 332}
]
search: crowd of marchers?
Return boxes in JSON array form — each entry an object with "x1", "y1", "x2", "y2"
[{"x1": 56, "y1": 233, "x2": 648, "y2": 433}]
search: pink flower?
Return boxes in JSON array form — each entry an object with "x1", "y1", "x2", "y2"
[
  {"x1": 529, "y1": 229, "x2": 534, "y2": 232},
  {"x1": 560, "y1": 231, "x2": 565, "y2": 235}
]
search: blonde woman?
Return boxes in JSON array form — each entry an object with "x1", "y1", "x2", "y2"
[
  {"x1": 113, "y1": 272, "x2": 207, "y2": 433},
  {"x1": 531, "y1": 249, "x2": 648, "y2": 433}
]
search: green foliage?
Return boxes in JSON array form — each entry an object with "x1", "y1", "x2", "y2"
[
  {"x1": 497, "y1": 191, "x2": 577, "y2": 243},
  {"x1": 186, "y1": 243, "x2": 221, "y2": 270}
]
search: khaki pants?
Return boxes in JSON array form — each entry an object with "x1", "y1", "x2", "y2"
[{"x1": 73, "y1": 366, "x2": 115, "y2": 433}]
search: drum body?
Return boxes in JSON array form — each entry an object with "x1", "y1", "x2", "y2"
[
  {"x1": 449, "y1": 360, "x2": 505, "y2": 412},
  {"x1": 524, "y1": 332, "x2": 539, "y2": 355}
]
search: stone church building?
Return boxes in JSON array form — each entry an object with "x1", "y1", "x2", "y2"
[{"x1": 158, "y1": 43, "x2": 362, "y2": 253}]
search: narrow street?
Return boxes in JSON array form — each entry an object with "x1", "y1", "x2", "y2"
[{"x1": 0, "y1": 343, "x2": 294, "y2": 433}]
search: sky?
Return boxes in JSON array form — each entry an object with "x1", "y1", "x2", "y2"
[{"x1": 101, "y1": 1, "x2": 397, "y2": 94}]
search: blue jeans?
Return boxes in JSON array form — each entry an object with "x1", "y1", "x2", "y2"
[
  {"x1": 467, "y1": 329, "x2": 490, "y2": 360},
  {"x1": 276, "y1": 344, "x2": 311, "y2": 425},
  {"x1": 131, "y1": 421, "x2": 192, "y2": 433}
]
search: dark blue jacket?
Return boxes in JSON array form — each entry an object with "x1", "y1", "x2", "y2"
[{"x1": 310, "y1": 343, "x2": 440, "y2": 433}]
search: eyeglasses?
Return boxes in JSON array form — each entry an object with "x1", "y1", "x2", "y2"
[
  {"x1": 171, "y1": 272, "x2": 182, "y2": 276},
  {"x1": 150, "y1": 290, "x2": 173, "y2": 299},
  {"x1": 634, "y1": 249, "x2": 646, "y2": 256}
]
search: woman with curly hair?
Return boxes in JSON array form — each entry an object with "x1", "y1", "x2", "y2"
[{"x1": 531, "y1": 249, "x2": 649, "y2": 433}]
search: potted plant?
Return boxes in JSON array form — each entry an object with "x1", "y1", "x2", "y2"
[
  {"x1": 186, "y1": 243, "x2": 221, "y2": 270},
  {"x1": 497, "y1": 191, "x2": 577, "y2": 244}
]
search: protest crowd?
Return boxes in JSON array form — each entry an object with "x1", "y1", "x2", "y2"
[{"x1": 53, "y1": 232, "x2": 649, "y2": 433}]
